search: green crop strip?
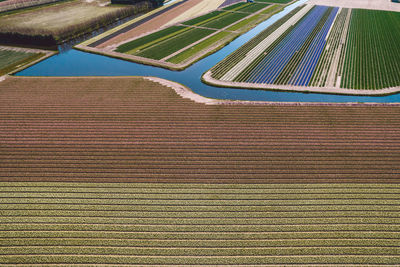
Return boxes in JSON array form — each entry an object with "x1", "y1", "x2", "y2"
[
  {"x1": 341, "y1": 9, "x2": 400, "y2": 89},
  {"x1": 236, "y1": 3, "x2": 270, "y2": 13},
  {"x1": 222, "y1": 2, "x2": 249, "y2": 11},
  {"x1": 167, "y1": 31, "x2": 233, "y2": 64},
  {"x1": 115, "y1": 26, "x2": 186, "y2": 54},
  {"x1": 135, "y1": 28, "x2": 216, "y2": 60},
  {"x1": 200, "y1": 11, "x2": 249, "y2": 29},
  {"x1": 181, "y1": 11, "x2": 225, "y2": 26}
]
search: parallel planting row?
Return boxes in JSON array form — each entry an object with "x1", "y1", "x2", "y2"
[
  {"x1": 208, "y1": 4, "x2": 400, "y2": 91},
  {"x1": 1, "y1": 182, "x2": 400, "y2": 265},
  {"x1": 0, "y1": 47, "x2": 44, "y2": 75},
  {"x1": 112, "y1": 2, "x2": 281, "y2": 67}
]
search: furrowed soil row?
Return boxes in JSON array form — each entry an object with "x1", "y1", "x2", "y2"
[{"x1": 1, "y1": 76, "x2": 400, "y2": 185}]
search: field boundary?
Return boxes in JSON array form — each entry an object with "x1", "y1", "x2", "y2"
[{"x1": 202, "y1": 70, "x2": 400, "y2": 96}]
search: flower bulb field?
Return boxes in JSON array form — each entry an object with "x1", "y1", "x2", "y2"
[
  {"x1": 1, "y1": 0, "x2": 400, "y2": 265},
  {"x1": 205, "y1": 4, "x2": 400, "y2": 95}
]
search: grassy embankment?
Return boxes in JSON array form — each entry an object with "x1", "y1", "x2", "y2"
[{"x1": 0, "y1": 0, "x2": 153, "y2": 47}]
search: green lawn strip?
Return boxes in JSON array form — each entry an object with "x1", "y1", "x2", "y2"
[
  {"x1": 1, "y1": 230, "x2": 396, "y2": 241},
  {"x1": 200, "y1": 11, "x2": 249, "y2": 29},
  {"x1": 135, "y1": 28, "x2": 216, "y2": 60},
  {"x1": 115, "y1": 26, "x2": 186, "y2": 53},
  {"x1": 166, "y1": 31, "x2": 238, "y2": 63},
  {"x1": 181, "y1": 10, "x2": 225, "y2": 26},
  {"x1": 2, "y1": 255, "x2": 400, "y2": 265},
  {"x1": 226, "y1": 4, "x2": 282, "y2": 32}
]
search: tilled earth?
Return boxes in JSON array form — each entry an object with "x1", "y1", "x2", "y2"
[{"x1": 1, "y1": 76, "x2": 399, "y2": 183}]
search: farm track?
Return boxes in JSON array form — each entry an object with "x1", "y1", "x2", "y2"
[{"x1": 0, "y1": 77, "x2": 400, "y2": 183}]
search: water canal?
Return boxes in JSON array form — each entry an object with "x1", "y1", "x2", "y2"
[{"x1": 16, "y1": 0, "x2": 400, "y2": 103}]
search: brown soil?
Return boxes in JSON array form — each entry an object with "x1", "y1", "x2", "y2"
[
  {"x1": 97, "y1": 0, "x2": 202, "y2": 49},
  {"x1": 1, "y1": 76, "x2": 400, "y2": 183}
]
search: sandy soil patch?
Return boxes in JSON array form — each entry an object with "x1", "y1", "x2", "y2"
[
  {"x1": 164, "y1": 0, "x2": 226, "y2": 26},
  {"x1": 97, "y1": 0, "x2": 202, "y2": 49},
  {"x1": 307, "y1": 0, "x2": 400, "y2": 12}
]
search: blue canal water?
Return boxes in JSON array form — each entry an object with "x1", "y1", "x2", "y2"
[{"x1": 16, "y1": 0, "x2": 400, "y2": 103}]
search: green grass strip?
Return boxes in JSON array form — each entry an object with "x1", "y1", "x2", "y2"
[
  {"x1": 167, "y1": 31, "x2": 234, "y2": 63},
  {"x1": 201, "y1": 12, "x2": 249, "y2": 29},
  {"x1": 222, "y1": 2, "x2": 249, "y2": 11},
  {"x1": 135, "y1": 28, "x2": 216, "y2": 60},
  {"x1": 181, "y1": 11, "x2": 225, "y2": 26},
  {"x1": 237, "y1": 3, "x2": 270, "y2": 13},
  {"x1": 115, "y1": 26, "x2": 186, "y2": 53}
]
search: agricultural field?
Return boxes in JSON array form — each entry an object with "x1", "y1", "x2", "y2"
[
  {"x1": 0, "y1": 46, "x2": 49, "y2": 75},
  {"x1": 1, "y1": 182, "x2": 400, "y2": 265},
  {"x1": 0, "y1": 0, "x2": 152, "y2": 46},
  {"x1": 206, "y1": 4, "x2": 400, "y2": 94},
  {"x1": 80, "y1": 1, "x2": 282, "y2": 70},
  {"x1": 1, "y1": 77, "x2": 400, "y2": 265},
  {"x1": 1, "y1": 76, "x2": 400, "y2": 184}
]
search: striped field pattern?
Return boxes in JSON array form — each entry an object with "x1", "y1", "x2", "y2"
[
  {"x1": 1, "y1": 77, "x2": 400, "y2": 265},
  {"x1": 1, "y1": 182, "x2": 400, "y2": 265},
  {"x1": 1, "y1": 77, "x2": 400, "y2": 184},
  {"x1": 210, "y1": 4, "x2": 400, "y2": 91}
]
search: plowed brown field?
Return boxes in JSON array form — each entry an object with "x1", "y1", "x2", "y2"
[{"x1": 1, "y1": 77, "x2": 400, "y2": 183}]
